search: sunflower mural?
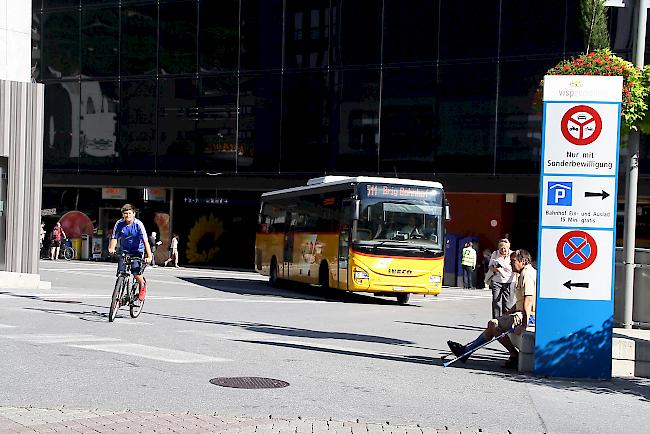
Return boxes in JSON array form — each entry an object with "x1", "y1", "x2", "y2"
[{"x1": 185, "y1": 214, "x2": 224, "y2": 264}]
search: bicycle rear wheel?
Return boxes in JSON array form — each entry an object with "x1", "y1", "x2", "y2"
[
  {"x1": 129, "y1": 281, "x2": 145, "y2": 318},
  {"x1": 63, "y1": 247, "x2": 74, "y2": 260},
  {"x1": 109, "y1": 275, "x2": 127, "y2": 322}
]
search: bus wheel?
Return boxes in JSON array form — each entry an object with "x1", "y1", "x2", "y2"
[
  {"x1": 269, "y1": 257, "x2": 279, "y2": 287},
  {"x1": 396, "y1": 293, "x2": 410, "y2": 305},
  {"x1": 319, "y1": 262, "x2": 329, "y2": 290}
]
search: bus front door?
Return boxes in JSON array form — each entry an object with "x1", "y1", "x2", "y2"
[{"x1": 337, "y1": 228, "x2": 349, "y2": 290}]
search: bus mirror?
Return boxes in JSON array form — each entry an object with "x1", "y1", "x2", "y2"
[
  {"x1": 444, "y1": 199, "x2": 451, "y2": 221},
  {"x1": 353, "y1": 199, "x2": 360, "y2": 220}
]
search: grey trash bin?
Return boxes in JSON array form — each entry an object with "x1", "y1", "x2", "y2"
[{"x1": 81, "y1": 234, "x2": 90, "y2": 260}]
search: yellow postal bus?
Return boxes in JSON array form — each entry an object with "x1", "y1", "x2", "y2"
[{"x1": 255, "y1": 176, "x2": 448, "y2": 304}]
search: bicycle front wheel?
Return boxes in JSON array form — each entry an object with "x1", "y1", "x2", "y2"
[
  {"x1": 129, "y1": 281, "x2": 145, "y2": 318},
  {"x1": 63, "y1": 247, "x2": 74, "y2": 260},
  {"x1": 109, "y1": 275, "x2": 127, "y2": 322}
]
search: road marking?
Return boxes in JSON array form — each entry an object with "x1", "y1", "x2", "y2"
[
  {"x1": 68, "y1": 343, "x2": 230, "y2": 363},
  {"x1": 1, "y1": 334, "x2": 121, "y2": 344},
  {"x1": 0, "y1": 324, "x2": 16, "y2": 328}
]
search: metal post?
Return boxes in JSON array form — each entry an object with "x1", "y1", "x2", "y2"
[{"x1": 622, "y1": 0, "x2": 647, "y2": 329}]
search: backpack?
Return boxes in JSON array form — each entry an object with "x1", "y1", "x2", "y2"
[{"x1": 51, "y1": 227, "x2": 61, "y2": 241}]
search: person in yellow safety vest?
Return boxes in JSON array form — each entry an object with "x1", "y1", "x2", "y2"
[{"x1": 461, "y1": 241, "x2": 477, "y2": 289}]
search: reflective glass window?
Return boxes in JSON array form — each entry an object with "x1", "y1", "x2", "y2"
[
  {"x1": 330, "y1": 0, "x2": 381, "y2": 66},
  {"x1": 121, "y1": 4, "x2": 157, "y2": 76},
  {"x1": 330, "y1": 69, "x2": 380, "y2": 173},
  {"x1": 199, "y1": 0, "x2": 239, "y2": 73},
  {"x1": 158, "y1": 78, "x2": 199, "y2": 172},
  {"x1": 500, "y1": 0, "x2": 566, "y2": 57},
  {"x1": 32, "y1": 10, "x2": 42, "y2": 81},
  {"x1": 44, "y1": 82, "x2": 80, "y2": 171},
  {"x1": 33, "y1": 0, "x2": 42, "y2": 11},
  {"x1": 82, "y1": 0, "x2": 120, "y2": 6},
  {"x1": 439, "y1": 1, "x2": 498, "y2": 61},
  {"x1": 285, "y1": 0, "x2": 330, "y2": 69},
  {"x1": 196, "y1": 76, "x2": 239, "y2": 173},
  {"x1": 379, "y1": 66, "x2": 436, "y2": 174},
  {"x1": 240, "y1": 0, "x2": 283, "y2": 71},
  {"x1": 495, "y1": 58, "x2": 561, "y2": 174},
  {"x1": 565, "y1": 0, "x2": 586, "y2": 56},
  {"x1": 79, "y1": 81, "x2": 119, "y2": 170},
  {"x1": 118, "y1": 80, "x2": 157, "y2": 171},
  {"x1": 383, "y1": 0, "x2": 437, "y2": 64},
  {"x1": 44, "y1": 0, "x2": 78, "y2": 7},
  {"x1": 81, "y1": 7, "x2": 119, "y2": 77},
  {"x1": 437, "y1": 63, "x2": 497, "y2": 173},
  {"x1": 238, "y1": 74, "x2": 282, "y2": 172},
  {"x1": 42, "y1": 10, "x2": 80, "y2": 79},
  {"x1": 281, "y1": 71, "x2": 330, "y2": 173},
  {"x1": 159, "y1": 1, "x2": 198, "y2": 75}
]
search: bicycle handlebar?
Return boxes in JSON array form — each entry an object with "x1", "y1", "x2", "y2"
[{"x1": 111, "y1": 251, "x2": 146, "y2": 263}]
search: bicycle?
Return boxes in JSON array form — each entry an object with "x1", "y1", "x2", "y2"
[
  {"x1": 60, "y1": 239, "x2": 75, "y2": 260},
  {"x1": 108, "y1": 252, "x2": 146, "y2": 322}
]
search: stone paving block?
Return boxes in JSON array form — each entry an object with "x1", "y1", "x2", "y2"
[
  {"x1": 290, "y1": 421, "x2": 315, "y2": 433},
  {"x1": 342, "y1": 421, "x2": 366, "y2": 432},
  {"x1": 327, "y1": 420, "x2": 345, "y2": 429},
  {"x1": 366, "y1": 423, "x2": 386, "y2": 433},
  {"x1": 405, "y1": 425, "x2": 424, "y2": 434},
  {"x1": 311, "y1": 420, "x2": 330, "y2": 432}
]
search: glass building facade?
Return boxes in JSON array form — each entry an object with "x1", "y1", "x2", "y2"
[{"x1": 32, "y1": 0, "x2": 650, "y2": 268}]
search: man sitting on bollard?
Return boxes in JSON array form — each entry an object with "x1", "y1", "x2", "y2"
[{"x1": 446, "y1": 249, "x2": 536, "y2": 369}]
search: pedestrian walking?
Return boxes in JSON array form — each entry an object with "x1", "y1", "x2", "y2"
[
  {"x1": 164, "y1": 233, "x2": 179, "y2": 267},
  {"x1": 488, "y1": 238, "x2": 514, "y2": 317},
  {"x1": 461, "y1": 241, "x2": 477, "y2": 289},
  {"x1": 39, "y1": 222, "x2": 46, "y2": 257},
  {"x1": 148, "y1": 231, "x2": 162, "y2": 267}
]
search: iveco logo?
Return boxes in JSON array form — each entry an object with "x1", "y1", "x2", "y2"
[{"x1": 389, "y1": 269, "x2": 412, "y2": 275}]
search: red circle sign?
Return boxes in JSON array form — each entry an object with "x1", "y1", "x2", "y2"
[
  {"x1": 561, "y1": 105, "x2": 602, "y2": 146},
  {"x1": 556, "y1": 230, "x2": 598, "y2": 271}
]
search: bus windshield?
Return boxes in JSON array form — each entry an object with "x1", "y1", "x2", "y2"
[{"x1": 355, "y1": 183, "x2": 444, "y2": 251}]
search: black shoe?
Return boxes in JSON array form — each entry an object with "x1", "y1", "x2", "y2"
[
  {"x1": 447, "y1": 341, "x2": 469, "y2": 363},
  {"x1": 503, "y1": 355, "x2": 519, "y2": 370}
]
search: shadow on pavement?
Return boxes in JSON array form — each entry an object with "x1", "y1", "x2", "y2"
[
  {"x1": 395, "y1": 321, "x2": 484, "y2": 331},
  {"x1": 177, "y1": 276, "x2": 414, "y2": 306},
  {"x1": 471, "y1": 368, "x2": 650, "y2": 402}
]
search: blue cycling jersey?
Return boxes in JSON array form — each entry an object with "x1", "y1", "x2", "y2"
[{"x1": 112, "y1": 218, "x2": 147, "y2": 254}]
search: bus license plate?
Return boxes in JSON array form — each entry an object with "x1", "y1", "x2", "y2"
[{"x1": 393, "y1": 286, "x2": 405, "y2": 291}]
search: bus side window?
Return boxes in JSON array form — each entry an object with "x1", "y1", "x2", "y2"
[{"x1": 339, "y1": 228, "x2": 350, "y2": 260}]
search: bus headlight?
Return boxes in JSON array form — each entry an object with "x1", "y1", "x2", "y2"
[
  {"x1": 429, "y1": 275, "x2": 441, "y2": 283},
  {"x1": 354, "y1": 270, "x2": 369, "y2": 280}
]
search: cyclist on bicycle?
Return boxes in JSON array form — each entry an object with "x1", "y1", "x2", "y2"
[{"x1": 108, "y1": 204, "x2": 152, "y2": 301}]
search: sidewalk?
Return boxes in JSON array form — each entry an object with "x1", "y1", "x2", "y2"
[{"x1": 0, "y1": 407, "x2": 476, "y2": 434}]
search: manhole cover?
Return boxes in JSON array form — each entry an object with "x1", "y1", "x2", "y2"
[{"x1": 209, "y1": 377, "x2": 289, "y2": 389}]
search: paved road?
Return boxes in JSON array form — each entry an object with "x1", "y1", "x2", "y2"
[{"x1": 0, "y1": 261, "x2": 648, "y2": 433}]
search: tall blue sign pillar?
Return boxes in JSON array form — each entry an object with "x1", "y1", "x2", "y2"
[{"x1": 536, "y1": 75, "x2": 622, "y2": 379}]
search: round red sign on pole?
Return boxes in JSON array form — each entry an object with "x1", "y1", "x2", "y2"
[
  {"x1": 556, "y1": 230, "x2": 598, "y2": 271},
  {"x1": 561, "y1": 105, "x2": 602, "y2": 146}
]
